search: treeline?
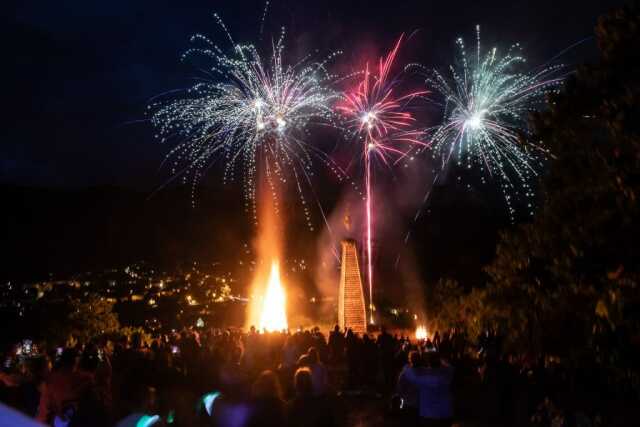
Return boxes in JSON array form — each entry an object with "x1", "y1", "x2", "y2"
[{"x1": 427, "y1": 3, "x2": 640, "y2": 387}]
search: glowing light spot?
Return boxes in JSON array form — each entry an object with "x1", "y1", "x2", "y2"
[
  {"x1": 202, "y1": 391, "x2": 221, "y2": 416},
  {"x1": 466, "y1": 113, "x2": 483, "y2": 129},
  {"x1": 136, "y1": 415, "x2": 160, "y2": 427},
  {"x1": 415, "y1": 325, "x2": 428, "y2": 341},
  {"x1": 361, "y1": 111, "x2": 376, "y2": 126}
]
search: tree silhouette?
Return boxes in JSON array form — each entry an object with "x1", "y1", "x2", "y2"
[{"x1": 482, "y1": 4, "x2": 640, "y2": 364}]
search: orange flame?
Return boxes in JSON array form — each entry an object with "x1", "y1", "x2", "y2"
[
  {"x1": 246, "y1": 169, "x2": 290, "y2": 331},
  {"x1": 259, "y1": 261, "x2": 288, "y2": 332},
  {"x1": 415, "y1": 325, "x2": 428, "y2": 341}
]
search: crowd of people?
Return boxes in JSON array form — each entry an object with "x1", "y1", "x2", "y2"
[{"x1": 0, "y1": 326, "x2": 610, "y2": 427}]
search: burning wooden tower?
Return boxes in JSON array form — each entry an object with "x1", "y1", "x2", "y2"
[{"x1": 338, "y1": 214, "x2": 367, "y2": 334}]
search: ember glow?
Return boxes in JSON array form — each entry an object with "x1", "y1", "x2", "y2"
[
  {"x1": 247, "y1": 195, "x2": 288, "y2": 332},
  {"x1": 415, "y1": 325, "x2": 428, "y2": 341},
  {"x1": 259, "y1": 261, "x2": 288, "y2": 332},
  {"x1": 337, "y1": 35, "x2": 426, "y2": 324}
]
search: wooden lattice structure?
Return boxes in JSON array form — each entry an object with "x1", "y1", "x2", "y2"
[{"x1": 338, "y1": 239, "x2": 367, "y2": 335}]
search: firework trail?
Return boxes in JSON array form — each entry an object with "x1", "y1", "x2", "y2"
[
  {"x1": 337, "y1": 35, "x2": 427, "y2": 324},
  {"x1": 149, "y1": 13, "x2": 345, "y2": 229}
]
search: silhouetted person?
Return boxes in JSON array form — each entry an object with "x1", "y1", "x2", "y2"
[
  {"x1": 69, "y1": 347, "x2": 110, "y2": 427},
  {"x1": 246, "y1": 370, "x2": 286, "y2": 427},
  {"x1": 433, "y1": 332, "x2": 441, "y2": 351},
  {"x1": 397, "y1": 351, "x2": 422, "y2": 426},
  {"x1": 37, "y1": 349, "x2": 94, "y2": 425},
  {"x1": 377, "y1": 327, "x2": 396, "y2": 391},
  {"x1": 114, "y1": 384, "x2": 158, "y2": 427},
  {"x1": 328, "y1": 326, "x2": 345, "y2": 364},
  {"x1": 362, "y1": 334, "x2": 378, "y2": 389},
  {"x1": 20, "y1": 355, "x2": 51, "y2": 417},
  {"x1": 405, "y1": 352, "x2": 454, "y2": 427},
  {"x1": 306, "y1": 348, "x2": 328, "y2": 396}
]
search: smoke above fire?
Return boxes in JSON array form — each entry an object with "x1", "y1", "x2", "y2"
[
  {"x1": 314, "y1": 158, "x2": 434, "y2": 326},
  {"x1": 242, "y1": 141, "x2": 435, "y2": 330},
  {"x1": 246, "y1": 188, "x2": 288, "y2": 330}
]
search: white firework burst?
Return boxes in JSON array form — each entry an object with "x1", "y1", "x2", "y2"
[
  {"x1": 149, "y1": 14, "x2": 343, "y2": 227},
  {"x1": 426, "y1": 25, "x2": 564, "y2": 218}
]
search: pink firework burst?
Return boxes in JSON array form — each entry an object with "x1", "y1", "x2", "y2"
[
  {"x1": 336, "y1": 35, "x2": 427, "y2": 324},
  {"x1": 337, "y1": 35, "x2": 427, "y2": 165}
]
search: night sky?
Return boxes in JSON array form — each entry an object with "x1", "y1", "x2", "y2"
[{"x1": 5, "y1": 0, "x2": 621, "y2": 189}]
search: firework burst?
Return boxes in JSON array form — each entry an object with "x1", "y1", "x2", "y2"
[
  {"x1": 337, "y1": 35, "x2": 426, "y2": 323},
  {"x1": 149, "y1": 14, "x2": 343, "y2": 228},
  {"x1": 337, "y1": 35, "x2": 427, "y2": 165},
  {"x1": 425, "y1": 25, "x2": 564, "y2": 218}
]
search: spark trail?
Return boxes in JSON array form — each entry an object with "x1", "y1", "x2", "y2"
[{"x1": 337, "y1": 35, "x2": 426, "y2": 324}]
